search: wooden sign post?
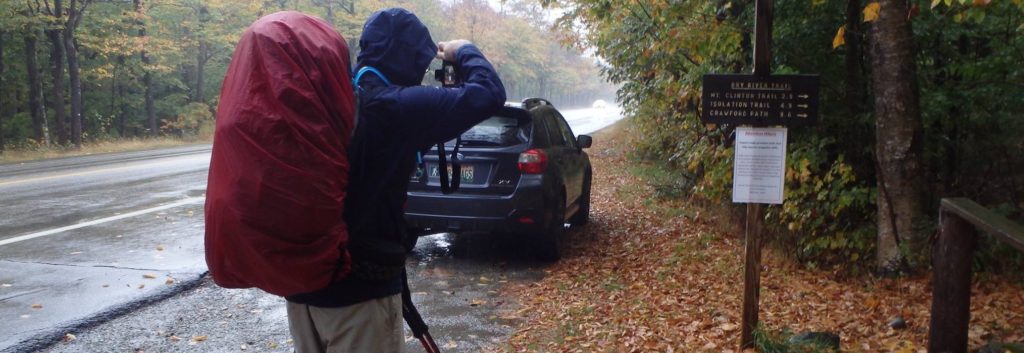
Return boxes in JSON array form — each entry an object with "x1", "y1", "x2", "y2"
[
  {"x1": 699, "y1": 0, "x2": 820, "y2": 349},
  {"x1": 741, "y1": 0, "x2": 772, "y2": 348}
]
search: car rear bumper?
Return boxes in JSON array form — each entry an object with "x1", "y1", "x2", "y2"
[{"x1": 405, "y1": 176, "x2": 547, "y2": 235}]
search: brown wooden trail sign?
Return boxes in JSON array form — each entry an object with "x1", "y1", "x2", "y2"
[{"x1": 701, "y1": 74, "x2": 820, "y2": 126}]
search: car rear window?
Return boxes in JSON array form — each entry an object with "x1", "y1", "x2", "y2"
[{"x1": 453, "y1": 116, "x2": 528, "y2": 147}]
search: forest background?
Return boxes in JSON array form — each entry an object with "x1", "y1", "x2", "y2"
[
  {"x1": 546, "y1": 0, "x2": 1024, "y2": 273},
  {"x1": 0, "y1": 0, "x2": 614, "y2": 150}
]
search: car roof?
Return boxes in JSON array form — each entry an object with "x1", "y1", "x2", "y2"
[
  {"x1": 496, "y1": 98, "x2": 555, "y2": 123},
  {"x1": 505, "y1": 98, "x2": 554, "y2": 111}
]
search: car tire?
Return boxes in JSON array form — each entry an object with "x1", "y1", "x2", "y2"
[
  {"x1": 535, "y1": 194, "x2": 566, "y2": 261},
  {"x1": 570, "y1": 170, "x2": 592, "y2": 226}
]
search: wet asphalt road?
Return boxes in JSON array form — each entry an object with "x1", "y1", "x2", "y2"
[
  {"x1": 36, "y1": 233, "x2": 548, "y2": 353},
  {"x1": 0, "y1": 106, "x2": 622, "y2": 352},
  {"x1": 0, "y1": 145, "x2": 213, "y2": 352}
]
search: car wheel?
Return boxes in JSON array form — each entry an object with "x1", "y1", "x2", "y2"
[
  {"x1": 570, "y1": 170, "x2": 592, "y2": 226},
  {"x1": 535, "y1": 194, "x2": 566, "y2": 261}
]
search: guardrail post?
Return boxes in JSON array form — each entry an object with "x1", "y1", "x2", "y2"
[{"x1": 928, "y1": 209, "x2": 977, "y2": 353}]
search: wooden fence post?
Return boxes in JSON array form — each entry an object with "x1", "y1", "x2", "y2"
[{"x1": 928, "y1": 210, "x2": 977, "y2": 353}]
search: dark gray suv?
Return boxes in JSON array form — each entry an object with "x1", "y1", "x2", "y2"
[{"x1": 405, "y1": 98, "x2": 593, "y2": 260}]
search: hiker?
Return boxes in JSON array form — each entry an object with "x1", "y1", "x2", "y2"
[{"x1": 282, "y1": 8, "x2": 506, "y2": 352}]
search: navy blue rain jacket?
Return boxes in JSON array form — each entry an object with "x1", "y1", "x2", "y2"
[{"x1": 286, "y1": 8, "x2": 505, "y2": 307}]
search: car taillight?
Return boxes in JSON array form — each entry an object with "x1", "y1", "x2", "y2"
[{"x1": 517, "y1": 149, "x2": 548, "y2": 174}]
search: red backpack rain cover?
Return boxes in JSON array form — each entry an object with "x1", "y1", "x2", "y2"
[{"x1": 205, "y1": 12, "x2": 354, "y2": 297}]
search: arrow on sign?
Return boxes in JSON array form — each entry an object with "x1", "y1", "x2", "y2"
[
  {"x1": 797, "y1": 113, "x2": 808, "y2": 118},
  {"x1": 798, "y1": 94, "x2": 809, "y2": 99}
]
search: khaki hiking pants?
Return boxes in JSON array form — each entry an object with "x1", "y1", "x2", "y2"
[{"x1": 286, "y1": 294, "x2": 404, "y2": 353}]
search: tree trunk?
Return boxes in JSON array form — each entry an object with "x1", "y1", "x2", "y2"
[
  {"x1": 195, "y1": 41, "x2": 206, "y2": 103},
  {"x1": 65, "y1": 0, "x2": 90, "y2": 148},
  {"x1": 135, "y1": 0, "x2": 157, "y2": 136},
  {"x1": 113, "y1": 55, "x2": 123, "y2": 136},
  {"x1": 66, "y1": 33, "x2": 83, "y2": 147},
  {"x1": 325, "y1": 3, "x2": 335, "y2": 25},
  {"x1": 26, "y1": 31, "x2": 50, "y2": 146},
  {"x1": 0, "y1": 31, "x2": 6, "y2": 151},
  {"x1": 47, "y1": 29, "x2": 68, "y2": 146},
  {"x1": 868, "y1": 0, "x2": 923, "y2": 273}
]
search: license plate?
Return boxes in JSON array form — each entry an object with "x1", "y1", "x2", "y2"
[{"x1": 430, "y1": 165, "x2": 474, "y2": 182}]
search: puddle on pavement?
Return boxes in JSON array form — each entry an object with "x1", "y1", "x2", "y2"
[{"x1": 404, "y1": 232, "x2": 548, "y2": 351}]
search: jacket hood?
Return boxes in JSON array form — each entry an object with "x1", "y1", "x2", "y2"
[{"x1": 357, "y1": 8, "x2": 437, "y2": 86}]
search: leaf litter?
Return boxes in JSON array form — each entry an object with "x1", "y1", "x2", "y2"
[{"x1": 502, "y1": 122, "x2": 1024, "y2": 352}]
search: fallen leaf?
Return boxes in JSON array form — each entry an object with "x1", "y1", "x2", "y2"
[
  {"x1": 143, "y1": 274, "x2": 157, "y2": 279},
  {"x1": 102, "y1": 284, "x2": 109, "y2": 288},
  {"x1": 63, "y1": 333, "x2": 76, "y2": 342},
  {"x1": 138, "y1": 284, "x2": 145, "y2": 289},
  {"x1": 165, "y1": 278, "x2": 175, "y2": 285},
  {"x1": 863, "y1": 2, "x2": 881, "y2": 22},
  {"x1": 833, "y1": 26, "x2": 846, "y2": 49},
  {"x1": 865, "y1": 296, "x2": 881, "y2": 310},
  {"x1": 470, "y1": 299, "x2": 487, "y2": 307},
  {"x1": 721, "y1": 323, "x2": 739, "y2": 332},
  {"x1": 443, "y1": 340, "x2": 458, "y2": 349},
  {"x1": 156, "y1": 245, "x2": 165, "y2": 251},
  {"x1": 31, "y1": 303, "x2": 43, "y2": 309},
  {"x1": 191, "y1": 335, "x2": 208, "y2": 342},
  {"x1": 169, "y1": 335, "x2": 182, "y2": 341}
]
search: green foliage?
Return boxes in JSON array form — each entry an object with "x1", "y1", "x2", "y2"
[
  {"x1": 0, "y1": 0, "x2": 614, "y2": 150},
  {"x1": 770, "y1": 137, "x2": 876, "y2": 269},
  {"x1": 163, "y1": 102, "x2": 212, "y2": 137},
  {"x1": 555, "y1": 0, "x2": 1024, "y2": 270},
  {"x1": 753, "y1": 326, "x2": 840, "y2": 353}
]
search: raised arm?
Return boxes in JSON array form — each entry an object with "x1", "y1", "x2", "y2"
[{"x1": 397, "y1": 43, "x2": 507, "y2": 148}]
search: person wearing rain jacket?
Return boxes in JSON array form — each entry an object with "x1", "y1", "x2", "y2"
[{"x1": 283, "y1": 8, "x2": 506, "y2": 352}]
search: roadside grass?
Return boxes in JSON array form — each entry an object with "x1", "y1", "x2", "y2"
[{"x1": 0, "y1": 136, "x2": 210, "y2": 164}]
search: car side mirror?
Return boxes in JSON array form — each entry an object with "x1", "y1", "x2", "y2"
[{"x1": 577, "y1": 135, "x2": 593, "y2": 149}]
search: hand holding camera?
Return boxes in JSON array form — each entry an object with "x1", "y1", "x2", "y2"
[
  {"x1": 435, "y1": 40, "x2": 471, "y2": 88},
  {"x1": 435, "y1": 39, "x2": 472, "y2": 62}
]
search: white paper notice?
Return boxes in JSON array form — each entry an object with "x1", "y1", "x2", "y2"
[{"x1": 733, "y1": 127, "x2": 787, "y2": 204}]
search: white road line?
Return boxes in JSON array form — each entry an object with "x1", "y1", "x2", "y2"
[{"x1": 0, "y1": 197, "x2": 206, "y2": 247}]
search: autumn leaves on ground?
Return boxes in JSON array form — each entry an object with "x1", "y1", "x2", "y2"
[{"x1": 501, "y1": 120, "x2": 1024, "y2": 352}]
